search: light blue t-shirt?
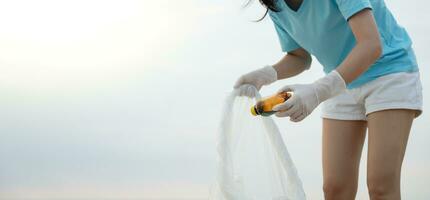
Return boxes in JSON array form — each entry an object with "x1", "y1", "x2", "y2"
[{"x1": 269, "y1": 0, "x2": 418, "y2": 88}]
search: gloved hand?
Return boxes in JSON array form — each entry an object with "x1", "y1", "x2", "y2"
[
  {"x1": 234, "y1": 65, "x2": 278, "y2": 91},
  {"x1": 272, "y1": 70, "x2": 346, "y2": 122}
]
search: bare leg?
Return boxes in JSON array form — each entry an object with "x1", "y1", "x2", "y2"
[
  {"x1": 366, "y1": 109, "x2": 415, "y2": 200},
  {"x1": 323, "y1": 118, "x2": 367, "y2": 200}
]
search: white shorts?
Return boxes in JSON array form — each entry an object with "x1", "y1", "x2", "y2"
[{"x1": 321, "y1": 72, "x2": 423, "y2": 121}]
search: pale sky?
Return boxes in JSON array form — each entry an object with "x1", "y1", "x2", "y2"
[{"x1": 0, "y1": 0, "x2": 429, "y2": 199}]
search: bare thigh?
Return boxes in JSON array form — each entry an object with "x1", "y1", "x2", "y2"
[
  {"x1": 322, "y1": 118, "x2": 367, "y2": 199},
  {"x1": 366, "y1": 109, "x2": 415, "y2": 200}
]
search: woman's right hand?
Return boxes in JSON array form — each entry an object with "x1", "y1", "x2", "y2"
[{"x1": 233, "y1": 65, "x2": 278, "y2": 91}]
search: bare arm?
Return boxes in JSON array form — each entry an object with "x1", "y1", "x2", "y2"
[
  {"x1": 336, "y1": 9, "x2": 382, "y2": 83},
  {"x1": 272, "y1": 48, "x2": 312, "y2": 80}
]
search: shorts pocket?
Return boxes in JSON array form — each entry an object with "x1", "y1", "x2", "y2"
[{"x1": 365, "y1": 72, "x2": 422, "y2": 109}]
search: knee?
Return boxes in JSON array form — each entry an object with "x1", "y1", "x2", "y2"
[
  {"x1": 367, "y1": 172, "x2": 399, "y2": 199},
  {"x1": 323, "y1": 179, "x2": 356, "y2": 200}
]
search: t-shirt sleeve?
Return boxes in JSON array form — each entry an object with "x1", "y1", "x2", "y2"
[
  {"x1": 270, "y1": 16, "x2": 301, "y2": 52},
  {"x1": 335, "y1": 0, "x2": 373, "y2": 20}
]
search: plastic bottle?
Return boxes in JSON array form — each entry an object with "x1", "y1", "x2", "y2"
[{"x1": 250, "y1": 92, "x2": 291, "y2": 116}]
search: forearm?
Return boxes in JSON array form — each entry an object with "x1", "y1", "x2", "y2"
[
  {"x1": 336, "y1": 40, "x2": 381, "y2": 84},
  {"x1": 272, "y1": 50, "x2": 312, "y2": 80}
]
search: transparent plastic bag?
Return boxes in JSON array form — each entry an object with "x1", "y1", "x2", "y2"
[{"x1": 210, "y1": 85, "x2": 306, "y2": 200}]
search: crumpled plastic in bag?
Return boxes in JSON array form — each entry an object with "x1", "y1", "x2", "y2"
[{"x1": 210, "y1": 85, "x2": 306, "y2": 200}]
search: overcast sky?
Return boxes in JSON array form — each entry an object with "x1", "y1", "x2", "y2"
[{"x1": 0, "y1": 0, "x2": 429, "y2": 199}]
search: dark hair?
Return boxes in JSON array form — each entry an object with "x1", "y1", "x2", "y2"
[{"x1": 244, "y1": 0, "x2": 283, "y2": 22}]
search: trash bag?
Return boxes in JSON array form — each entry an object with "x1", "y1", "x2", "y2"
[{"x1": 210, "y1": 85, "x2": 306, "y2": 200}]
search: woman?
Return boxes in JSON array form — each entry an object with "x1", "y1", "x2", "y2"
[{"x1": 234, "y1": 0, "x2": 423, "y2": 199}]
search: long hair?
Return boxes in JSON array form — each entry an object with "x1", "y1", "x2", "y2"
[{"x1": 244, "y1": 0, "x2": 284, "y2": 21}]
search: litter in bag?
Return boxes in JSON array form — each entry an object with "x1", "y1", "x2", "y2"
[{"x1": 210, "y1": 85, "x2": 306, "y2": 200}]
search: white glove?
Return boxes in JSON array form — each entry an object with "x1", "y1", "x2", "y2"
[
  {"x1": 272, "y1": 70, "x2": 346, "y2": 122},
  {"x1": 234, "y1": 65, "x2": 278, "y2": 91}
]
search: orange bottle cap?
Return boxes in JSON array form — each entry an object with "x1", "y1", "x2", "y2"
[{"x1": 250, "y1": 106, "x2": 258, "y2": 116}]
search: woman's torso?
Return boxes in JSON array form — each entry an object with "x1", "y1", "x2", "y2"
[{"x1": 269, "y1": 0, "x2": 418, "y2": 88}]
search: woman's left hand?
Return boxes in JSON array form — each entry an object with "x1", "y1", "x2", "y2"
[
  {"x1": 273, "y1": 70, "x2": 347, "y2": 122},
  {"x1": 272, "y1": 84, "x2": 319, "y2": 122}
]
